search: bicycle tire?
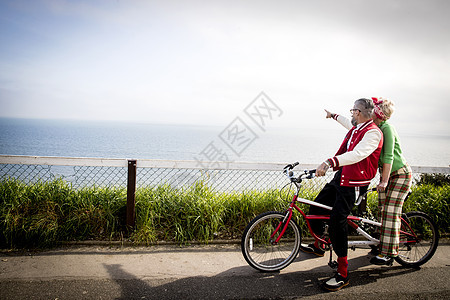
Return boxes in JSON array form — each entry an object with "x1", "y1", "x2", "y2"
[
  {"x1": 394, "y1": 211, "x2": 439, "y2": 267},
  {"x1": 241, "y1": 211, "x2": 301, "y2": 272}
]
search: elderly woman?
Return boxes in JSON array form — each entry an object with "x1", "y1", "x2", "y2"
[{"x1": 370, "y1": 97, "x2": 412, "y2": 265}]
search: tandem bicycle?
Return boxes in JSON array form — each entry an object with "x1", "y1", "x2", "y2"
[{"x1": 241, "y1": 162, "x2": 439, "y2": 272}]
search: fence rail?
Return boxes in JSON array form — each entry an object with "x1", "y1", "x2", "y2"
[{"x1": 1, "y1": 155, "x2": 449, "y2": 227}]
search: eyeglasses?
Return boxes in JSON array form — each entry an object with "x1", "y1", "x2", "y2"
[{"x1": 350, "y1": 108, "x2": 361, "y2": 113}]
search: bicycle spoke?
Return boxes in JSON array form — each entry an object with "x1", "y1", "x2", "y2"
[
  {"x1": 241, "y1": 212, "x2": 301, "y2": 272},
  {"x1": 395, "y1": 212, "x2": 439, "y2": 267}
]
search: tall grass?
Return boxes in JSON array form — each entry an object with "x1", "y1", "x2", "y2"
[
  {"x1": 0, "y1": 177, "x2": 448, "y2": 248},
  {"x1": 133, "y1": 182, "x2": 227, "y2": 243},
  {"x1": 0, "y1": 178, "x2": 126, "y2": 248},
  {"x1": 132, "y1": 182, "x2": 293, "y2": 244}
]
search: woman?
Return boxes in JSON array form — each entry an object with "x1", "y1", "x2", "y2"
[{"x1": 370, "y1": 97, "x2": 412, "y2": 265}]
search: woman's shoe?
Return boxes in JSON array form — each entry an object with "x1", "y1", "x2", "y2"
[{"x1": 370, "y1": 254, "x2": 393, "y2": 266}]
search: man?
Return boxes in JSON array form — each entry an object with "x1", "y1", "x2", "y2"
[{"x1": 300, "y1": 98, "x2": 383, "y2": 291}]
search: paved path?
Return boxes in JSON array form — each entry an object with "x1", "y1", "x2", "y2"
[{"x1": 1, "y1": 242, "x2": 449, "y2": 299}]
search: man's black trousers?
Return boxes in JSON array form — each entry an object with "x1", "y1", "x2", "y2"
[{"x1": 309, "y1": 170, "x2": 367, "y2": 258}]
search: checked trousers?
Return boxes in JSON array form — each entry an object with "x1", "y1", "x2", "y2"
[{"x1": 378, "y1": 164, "x2": 412, "y2": 257}]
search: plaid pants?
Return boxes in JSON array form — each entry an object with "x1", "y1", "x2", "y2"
[{"x1": 378, "y1": 164, "x2": 412, "y2": 257}]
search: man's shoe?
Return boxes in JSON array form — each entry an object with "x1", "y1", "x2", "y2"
[
  {"x1": 322, "y1": 273, "x2": 349, "y2": 292},
  {"x1": 299, "y1": 243, "x2": 325, "y2": 257},
  {"x1": 370, "y1": 254, "x2": 393, "y2": 266}
]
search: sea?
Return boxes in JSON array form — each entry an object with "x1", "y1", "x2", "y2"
[{"x1": 0, "y1": 118, "x2": 449, "y2": 168}]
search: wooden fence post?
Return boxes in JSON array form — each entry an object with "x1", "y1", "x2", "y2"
[{"x1": 126, "y1": 159, "x2": 137, "y2": 228}]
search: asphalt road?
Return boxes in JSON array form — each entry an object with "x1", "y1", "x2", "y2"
[{"x1": 1, "y1": 241, "x2": 449, "y2": 300}]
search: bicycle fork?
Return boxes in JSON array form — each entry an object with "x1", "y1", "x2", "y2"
[
  {"x1": 270, "y1": 193, "x2": 300, "y2": 244},
  {"x1": 270, "y1": 209, "x2": 294, "y2": 245}
]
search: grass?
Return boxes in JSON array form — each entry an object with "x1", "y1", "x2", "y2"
[
  {"x1": 0, "y1": 177, "x2": 448, "y2": 248},
  {"x1": 0, "y1": 178, "x2": 126, "y2": 248}
]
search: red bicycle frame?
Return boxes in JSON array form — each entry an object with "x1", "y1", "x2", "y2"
[{"x1": 272, "y1": 187, "x2": 420, "y2": 248}]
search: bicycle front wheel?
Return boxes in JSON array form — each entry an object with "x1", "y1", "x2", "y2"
[
  {"x1": 394, "y1": 211, "x2": 439, "y2": 267},
  {"x1": 241, "y1": 211, "x2": 301, "y2": 272}
]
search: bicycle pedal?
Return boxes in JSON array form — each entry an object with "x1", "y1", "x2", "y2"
[{"x1": 328, "y1": 261, "x2": 338, "y2": 269}]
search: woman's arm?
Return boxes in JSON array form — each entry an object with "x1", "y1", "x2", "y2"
[
  {"x1": 377, "y1": 124, "x2": 395, "y2": 192},
  {"x1": 377, "y1": 163, "x2": 393, "y2": 192}
]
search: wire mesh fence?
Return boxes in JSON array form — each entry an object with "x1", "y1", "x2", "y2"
[
  {"x1": 1, "y1": 156, "x2": 447, "y2": 194},
  {"x1": 0, "y1": 164, "x2": 129, "y2": 188},
  {"x1": 0, "y1": 160, "x2": 312, "y2": 192}
]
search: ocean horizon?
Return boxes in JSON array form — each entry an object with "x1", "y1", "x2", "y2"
[{"x1": 0, "y1": 118, "x2": 449, "y2": 168}]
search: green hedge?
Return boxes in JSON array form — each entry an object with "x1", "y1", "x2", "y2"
[{"x1": 0, "y1": 178, "x2": 448, "y2": 248}]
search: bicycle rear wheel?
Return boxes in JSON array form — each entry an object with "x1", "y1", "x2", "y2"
[
  {"x1": 394, "y1": 211, "x2": 439, "y2": 267},
  {"x1": 241, "y1": 211, "x2": 301, "y2": 272}
]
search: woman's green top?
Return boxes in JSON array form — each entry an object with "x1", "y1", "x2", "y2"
[{"x1": 378, "y1": 121, "x2": 408, "y2": 173}]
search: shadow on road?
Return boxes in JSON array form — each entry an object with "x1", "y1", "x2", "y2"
[{"x1": 103, "y1": 255, "x2": 421, "y2": 300}]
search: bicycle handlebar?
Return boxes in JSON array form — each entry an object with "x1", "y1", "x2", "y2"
[
  {"x1": 284, "y1": 162, "x2": 380, "y2": 193},
  {"x1": 283, "y1": 162, "x2": 299, "y2": 170},
  {"x1": 283, "y1": 162, "x2": 316, "y2": 183}
]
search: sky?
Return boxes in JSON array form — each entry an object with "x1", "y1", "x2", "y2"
[{"x1": 1, "y1": 0, "x2": 449, "y2": 135}]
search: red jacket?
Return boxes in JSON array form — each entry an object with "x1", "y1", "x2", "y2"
[{"x1": 328, "y1": 120, "x2": 383, "y2": 187}]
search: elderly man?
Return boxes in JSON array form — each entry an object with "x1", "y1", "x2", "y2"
[{"x1": 300, "y1": 98, "x2": 383, "y2": 291}]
